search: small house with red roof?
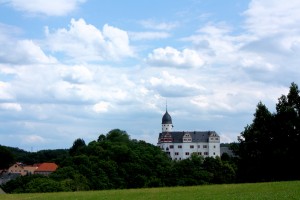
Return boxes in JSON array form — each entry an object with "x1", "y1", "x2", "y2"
[{"x1": 34, "y1": 162, "x2": 58, "y2": 176}]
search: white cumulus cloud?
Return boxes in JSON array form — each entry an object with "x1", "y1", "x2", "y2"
[
  {"x1": 45, "y1": 18, "x2": 134, "y2": 62},
  {"x1": 1, "y1": 0, "x2": 86, "y2": 16},
  {"x1": 147, "y1": 46, "x2": 205, "y2": 68}
]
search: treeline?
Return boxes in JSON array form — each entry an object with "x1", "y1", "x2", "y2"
[
  {"x1": 232, "y1": 82, "x2": 300, "y2": 182},
  {"x1": 1, "y1": 129, "x2": 236, "y2": 193},
  {"x1": 2, "y1": 82, "x2": 300, "y2": 193},
  {"x1": 0, "y1": 145, "x2": 69, "y2": 167}
]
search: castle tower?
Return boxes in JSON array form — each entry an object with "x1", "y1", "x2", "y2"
[{"x1": 162, "y1": 108, "x2": 173, "y2": 132}]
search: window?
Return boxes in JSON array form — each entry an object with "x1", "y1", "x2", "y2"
[
  {"x1": 185, "y1": 152, "x2": 190, "y2": 155},
  {"x1": 197, "y1": 145, "x2": 200, "y2": 148},
  {"x1": 175, "y1": 152, "x2": 179, "y2": 155},
  {"x1": 203, "y1": 145, "x2": 207, "y2": 148},
  {"x1": 178, "y1": 145, "x2": 182, "y2": 148},
  {"x1": 214, "y1": 145, "x2": 216, "y2": 148},
  {"x1": 170, "y1": 145, "x2": 174, "y2": 149},
  {"x1": 198, "y1": 152, "x2": 202, "y2": 155},
  {"x1": 204, "y1": 152, "x2": 208, "y2": 155},
  {"x1": 215, "y1": 137, "x2": 218, "y2": 140},
  {"x1": 190, "y1": 145, "x2": 194, "y2": 149},
  {"x1": 213, "y1": 152, "x2": 215, "y2": 155}
]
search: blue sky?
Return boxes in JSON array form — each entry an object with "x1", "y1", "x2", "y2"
[{"x1": 1, "y1": 0, "x2": 300, "y2": 151}]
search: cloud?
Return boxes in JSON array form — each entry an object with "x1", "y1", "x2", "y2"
[
  {"x1": 93, "y1": 101, "x2": 111, "y2": 113},
  {"x1": 60, "y1": 65, "x2": 94, "y2": 84},
  {"x1": 190, "y1": 82, "x2": 286, "y2": 114},
  {"x1": 0, "y1": 103, "x2": 22, "y2": 111},
  {"x1": 140, "y1": 19, "x2": 179, "y2": 31},
  {"x1": 45, "y1": 18, "x2": 134, "y2": 62},
  {"x1": 244, "y1": 0, "x2": 300, "y2": 36},
  {"x1": 148, "y1": 71, "x2": 204, "y2": 97},
  {"x1": 0, "y1": 81, "x2": 14, "y2": 100},
  {"x1": 129, "y1": 31, "x2": 170, "y2": 41},
  {"x1": 1, "y1": 0, "x2": 86, "y2": 16},
  {"x1": 183, "y1": 23, "x2": 244, "y2": 66},
  {"x1": 23, "y1": 134, "x2": 45, "y2": 144},
  {"x1": 0, "y1": 25, "x2": 57, "y2": 65},
  {"x1": 147, "y1": 46, "x2": 205, "y2": 68}
]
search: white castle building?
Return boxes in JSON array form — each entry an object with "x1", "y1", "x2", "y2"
[{"x1": 157, "y1": 109, "x2": 220, "y2": 160}]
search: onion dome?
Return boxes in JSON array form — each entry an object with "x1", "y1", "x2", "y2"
[{"x1": 162, "y1": 111, "x2": 172, "y2": 124}]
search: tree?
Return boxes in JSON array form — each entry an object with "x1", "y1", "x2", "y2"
[
  {"x1": 97, "y1": 134, "x2": 106, "y2": 142},
  {"x1": 69, "y1": 138, "x2": 86, "y2": 156},
  {"x1": 25, "y1": 177, "x2": 62, "y2": 193},
  {"x1": 236, "y1": 82, "x2": 300, "y2": 182},
  {"x1": 273, "y1": 82, "x2": 300, "y2": 180},
  {"x1": 237, "y1": 102, "x2": 274, "y2": 182},
  {"x1": 0, "y1": 145, "x2": 14, "y2": 169},
  {"x1": 106, "y1": 129, "x2": 130, "y2": 143}
]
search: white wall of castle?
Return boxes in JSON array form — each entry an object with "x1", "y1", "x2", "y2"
[{"x1": 158, "y1": 140, "x2": 220, "y2": 160}]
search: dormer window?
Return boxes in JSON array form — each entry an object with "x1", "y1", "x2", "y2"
[{"x1": 183, "y1": 133, "x2": 192, "y2": 142}]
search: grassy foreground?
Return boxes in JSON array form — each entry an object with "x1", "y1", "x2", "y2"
[{"x1": 1, "y1": 181, "x2": 300, "y2": 200}]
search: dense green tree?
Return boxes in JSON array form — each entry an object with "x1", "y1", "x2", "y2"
[
  {"x1": 0, "y1": 145, "x2": 14, "y2": 169},
  {"x1": 236, "y1": 82, "x2": 300, "y2": 182},
  {"x1": 25, "y1": 177, "x2": 62, "y2": 193},
  {"x1": 97, "y1": 134, "x2": 106, "y2": 142},
  {"x1": 273, "y1": 82, "x2": 300, "y2": 180},
  {"x1": 237, "y1": 102, "x2": 274, "y2": 182},
  {"x1": 69, "y1": 138, "x2": 86, "y2": 156},
  {"x1": 106, "y1": 129, "x2": 130, "y2": 143}
]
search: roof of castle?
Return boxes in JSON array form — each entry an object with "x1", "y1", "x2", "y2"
[{"x1": 159, "y1": 131, "x2": 219, "y2": 143}]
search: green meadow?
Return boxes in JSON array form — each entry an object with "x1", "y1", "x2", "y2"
[{"x1": 1, "y1": 181, "x2": 300, "y2": 200}]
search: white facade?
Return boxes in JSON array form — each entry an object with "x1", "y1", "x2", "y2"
[{"x1": 158, "y1": 110, "x2": 220, "y2": 160}]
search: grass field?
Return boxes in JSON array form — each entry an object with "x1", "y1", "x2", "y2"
[{"x1": 1, "y1": 181, "x2": 300, "y2": 200}]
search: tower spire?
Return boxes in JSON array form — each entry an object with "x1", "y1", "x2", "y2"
[{"x1": 166, "y1": 99, "x2": 168, "y2": 111}]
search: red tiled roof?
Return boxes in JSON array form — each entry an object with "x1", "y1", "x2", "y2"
[{"x1": 35, "y1": 162, "x2": 58, "y2": 172}]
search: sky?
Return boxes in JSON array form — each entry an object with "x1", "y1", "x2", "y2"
[{"x1": 0, "y1": 0, "x2": 300, "y2": 151}]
